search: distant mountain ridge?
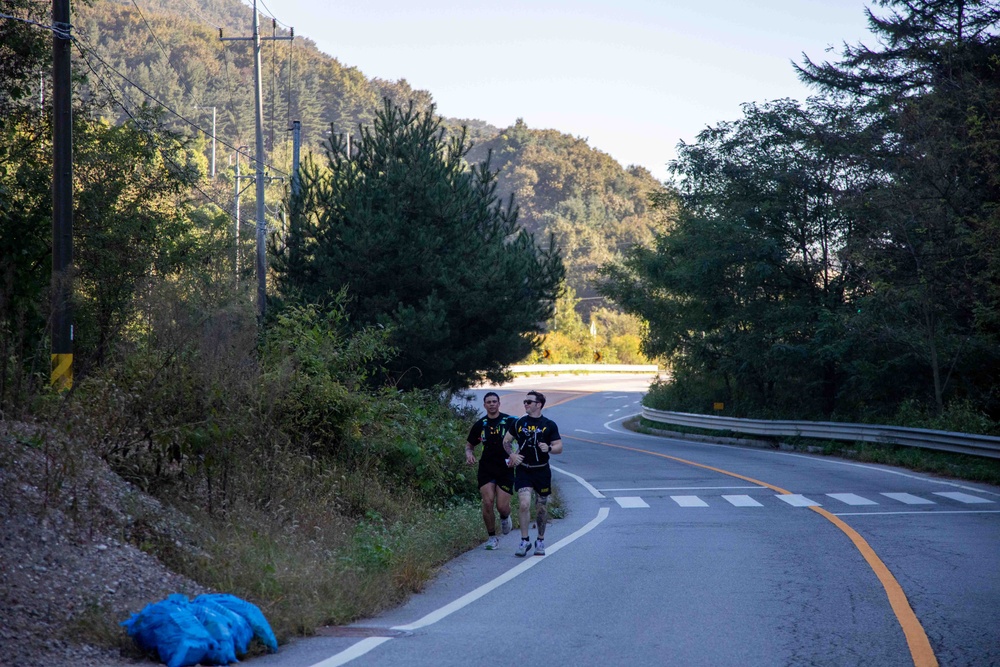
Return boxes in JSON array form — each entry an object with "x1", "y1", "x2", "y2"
[{"x1": 77, "y1": 0, "x2": 668, "y2": 301}]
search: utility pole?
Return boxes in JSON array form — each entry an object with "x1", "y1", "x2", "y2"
[
  {"x1": 234, "y1": 148, "x2": 242, "y2": 276},
  {"x1": 51, "y1": 0, "x2": 73, "y2": 390},
  {"x1": 195, "y1": 105, "x2": 216, "y2": 178},
  {"x1": 232, "y1": 146, "x2": 252, "y2": 279},
  {"x1": 290, "y1": 120, "x2": 301, "y2": 199},
  {"x1": 220, "y1": 1, "x2": 292, "y2": 321}
]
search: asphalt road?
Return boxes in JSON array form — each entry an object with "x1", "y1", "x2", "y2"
[{"x1": 253, "y1": 374, "x2": 1000, "y2": 667}]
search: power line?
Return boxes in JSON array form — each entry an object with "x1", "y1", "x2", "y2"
[
  {"x1": 129, "y1": 0, "x2": 171, "y2": 63},
  {"x1": 72, "y1": 36, "x2": 287, "y2": 176},
  {"x1": 72, "y1": 39, "x2": 249, "y2": 220},
  {"x1": 0, "y1": 10, "x2": 71, "y2": 37},
  {"x1": 256, "y1": 0, "x2": 290, "y2": 29},
  {"x1": 174, "y1": 0, "x2": 222, "y2": 29},
  {"x1": 75, "y1": 48, "x2": 235, "y2": 216},
  {"x1": 221, "y1": 46, "x2": 246, "y2": 149}
]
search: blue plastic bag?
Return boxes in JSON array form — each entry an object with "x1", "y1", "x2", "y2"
[
  {"x1": 190, "y1": 603, "x2": 238, "y2": 664},
  {"x1": 191, "y1": 597, "x2": 254, "y2": 656},
  {"x1": 194, "y1": 593, "x2": 278, "y2": 653},
  {"x1": 121, "y1": 595, "x2": 219, "y2": 667}
]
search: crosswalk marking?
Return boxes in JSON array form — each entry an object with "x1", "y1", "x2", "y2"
[
  {"x1": 776, "y1": 494, "x2": 821, "y2": 507},
  {"x1": 614, "y1": 496, "x2": 649, "y2": 508},
  {"x1": 722, "y1": 495, "x2": 763, "y2": 507},
  {"x1": 671, "y1": 495, "x2": 709, "y2": 507},
  {"x1": 881, "y1": 492, "x2": 935, "y2": 505},
  {"x1": 827, "y1": 493, "x2": 878, "y2": 506},
  {"x1": 607, "y1": 490, "x2": 995, "y2": 509},
  {"x1": 933, "y1": 491, "x2": 995, "y2": 504}
]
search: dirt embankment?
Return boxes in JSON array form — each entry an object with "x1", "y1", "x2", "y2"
[{"x1": 0, "y1": 421, "x2": 207, "y2": 667}]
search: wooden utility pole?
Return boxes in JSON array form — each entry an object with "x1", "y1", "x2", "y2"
[
  {"x1": 51, "y1": 0, "x2": 73, "y2": 390},
  {"x1": 290, "y1": 120, "x2": 301, "y2": 199},
  {"x1": 220, "y1": 1, "x2": 292, "y2": 321}
]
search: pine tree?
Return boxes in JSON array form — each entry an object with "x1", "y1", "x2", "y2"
[{"x1": 274, "y1": 100, "x2": 564, "y2": 390}]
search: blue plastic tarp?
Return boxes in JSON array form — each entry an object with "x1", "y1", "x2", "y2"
[{"x1": 121, "y1": 593, "x2": 277, "y2": 667}]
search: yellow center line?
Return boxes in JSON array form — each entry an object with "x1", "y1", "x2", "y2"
[{"x1": 566, "y1": 434, "x2": 938, "y2": 667}]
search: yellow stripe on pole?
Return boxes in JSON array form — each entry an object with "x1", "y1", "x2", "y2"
[{"x1": 51, "y1": 353, "x2": 73, "y2": 391}]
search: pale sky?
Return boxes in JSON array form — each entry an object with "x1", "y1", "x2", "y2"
[{"x1": 257, "y1": 0, "x2": 878, "y2": 182}]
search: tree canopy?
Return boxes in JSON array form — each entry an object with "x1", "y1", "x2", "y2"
[
  {"x1": 273, "y1": 101, "x2": 564, "y2": 390},
  {"x1": 601, "y1": 0, "x2": 1000, "y2": 423}
]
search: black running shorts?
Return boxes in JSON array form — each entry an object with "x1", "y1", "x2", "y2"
[
  {"x1": 478, "y1": 459, "x2": 514, "y2": 495},
  {"x1": 514, "y1": 465, "x2": 552, "y2": 496}
]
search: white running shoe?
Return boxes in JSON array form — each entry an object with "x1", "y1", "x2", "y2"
[
  {"x1": 485, "y1": 536, "x2": 499, "y2": 550},
  {"x1": 500, "y1": 515, "x2": 512, "y2": 535},
  {"x1": 515, "y1": 538, "x2": 532, "y2": 557},
  {"x1": 533, "y1": 538, "x2": 545, "y2": 556}
]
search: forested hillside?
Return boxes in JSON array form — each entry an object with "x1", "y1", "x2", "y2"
[
  {"x1": 602, "y1": 0, "x2": 1000, "y2": 427},
  {"x1": 72, "y1": 0, "x2": 666, "y2": 313}
]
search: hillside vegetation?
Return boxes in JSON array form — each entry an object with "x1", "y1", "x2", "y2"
[
  {"x1": 73, "y1": 0, "x2": 667, "y2": 320},
  {"x1": 602, "y1": 0, "x2": 1000, "y2": 428}
]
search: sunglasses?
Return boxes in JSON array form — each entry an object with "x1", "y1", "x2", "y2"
[{"x1": 523, "y1": 400, "x2": 537, "y2": 405}]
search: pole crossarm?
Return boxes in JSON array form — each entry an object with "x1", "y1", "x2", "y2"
[{"x1": 218, "y1": 29, "x2": 294, "y2": 42}]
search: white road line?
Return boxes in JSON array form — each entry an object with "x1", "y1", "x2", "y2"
[
  {"x1": 600, "y1": 486, "x2": 762, "y2": 491},
  {"x1": 671, "y1": 495, "x2": 709, "y2": 507},
  {"x1": 603, "y1": 413, "x2": 641, "y2": 433},
  {"x1": 310, "y1": 637, "x2": 393, "y2": 667},
  {"x1": 827, "y1": 493, "x2": 878, "y2": 506},
  {"x1": 933, "y1": 491, "x2": 995, "y2": 504},
  {"x1": 552, "y1": 465, "x2": 606, "y2": 499},
  {"x1": 777, "y1": 494, "x2": 821, "y2": 507},
  {"x1": 723, "y1": 495, "x2": 763, "y2": 507},
  {"x1": 881, "y1": 492, "x2": 935, "y2": 505},
  {"x1": 309, "y1": 474, "x2": 612, "y2": 666},
  {"x1": 575, "y1": 429, "x2": 595, "y2": 434},
  {"x1": 392, "y1": 507, "x2": 610, "y2": 632},
  {"x1": 614, "y1": 496, "x2": 650, "y2": 508}
]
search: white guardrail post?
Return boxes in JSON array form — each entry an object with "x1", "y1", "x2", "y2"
[{"x1": 641, "y1": 408, "x2": 1000, "y2": 460}]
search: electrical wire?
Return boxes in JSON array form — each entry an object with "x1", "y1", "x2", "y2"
[
  {"x1": 129, "y1": 0, "x2": 171, "y2": 64},
  {"x1": 72, "y1": 39, "x2": 240, "y2": 220},
  {"x1": 256, "y1": 0, "x2": 291, "y2": 29},
  {"x1": 221, "y1": 47, "x2": 247, "y2": 149},
  {"x1": 174, "y1": 0, "x2": 222, "y2": 30},
  {"x1": 73, "y1": 36, "x2": 287, "y2": 176},
  {"x1": 0, "y1": 11, "x2": 70, "y2": 38}
]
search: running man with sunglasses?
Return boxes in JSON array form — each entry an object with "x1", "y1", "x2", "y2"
[
  {"x1": 463, "y1": 392, "x2": 516, "y2": 550},
  {"x1": 505, "y1": 390, "x2": 563, "y2": 556}
]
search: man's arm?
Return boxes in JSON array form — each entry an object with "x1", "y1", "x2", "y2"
[
  {"x1": 503, "y1": 431, "x2": 523, "y2": 467},
  {"x1": 538, "y1": 438, "x2": 562, "y2": 455},
  {"x1": 464, "y1": 440, "x2": 476, "y2": 465}
]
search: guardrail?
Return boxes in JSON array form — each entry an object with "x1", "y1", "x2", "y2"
[
  {"x1": 641, "y1": 407, "x2": 1000, "y2": 460},
  {"x1": 510, "y1": 364, "x2": 659, "y2": 374}
]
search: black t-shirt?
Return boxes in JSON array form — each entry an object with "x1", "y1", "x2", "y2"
[
  {"x1": 512, "y1": 415, "x2": 561, "y2": 468},
  {"x1": 467, "y1": 414, "x2": 515, "y2": 466}
]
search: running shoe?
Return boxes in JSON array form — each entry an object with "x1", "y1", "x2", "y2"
[
  {"x1": 485, "y1": 536, "x2": 499, "y2": 550},
  {"x1": 500, "y1": 515, "x2": 512, "y2": 535},
  {"x1": 533, "y1": 538, "x2": 545, "y2": 556},
  {"x1": 515, "y1": 538, "x2": 532, "y2": 557}
]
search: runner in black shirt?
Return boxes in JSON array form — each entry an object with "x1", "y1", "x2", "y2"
[
  {"x1": 463, "y1": 392, "x2": 516, "y2": 550},
  {"x1": 505, "y1": 390, "x2": 562, "y2": 556}
]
